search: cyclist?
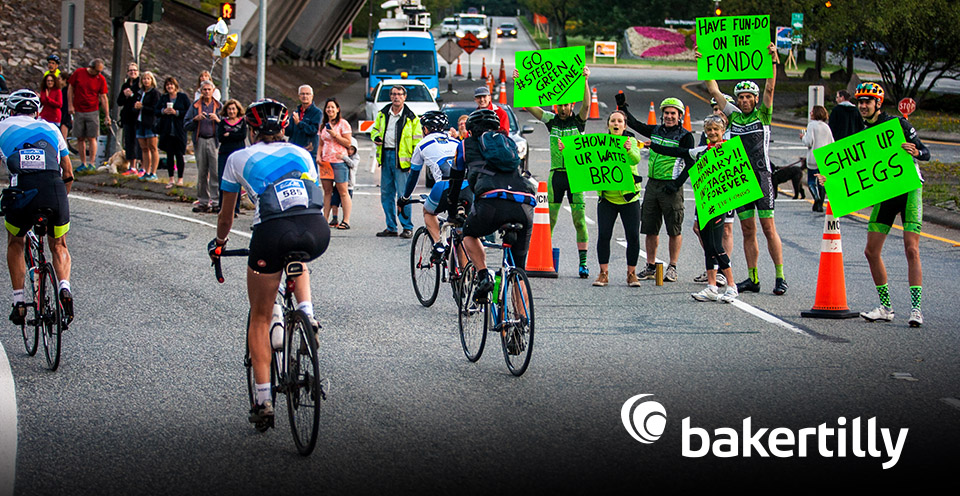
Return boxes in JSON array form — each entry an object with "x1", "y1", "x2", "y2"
[
  {"x1": 703, "y1": 42, "x2": 788, "y2": 295},
  {"x1": 398, "y1": 110, "x2": 467, "y2": 260},
  {"x1": 615, "y1": 93, "x2": 694, "y2": 282},
  {"x1": 854, "y1": 82, "x2": 929, "y2": 327},
  {"x1": 0, "y1": 89, "x2": 75, "y2": 325},
  {"x1": 514, "y1": 66, "x2": 592, "y2": 278},
  {"x1": 447, "y1": 109, "x2": 536, "y2": 305},
  {"x1": 209, "y1": 99, "x2": 330, "y2": 425}
]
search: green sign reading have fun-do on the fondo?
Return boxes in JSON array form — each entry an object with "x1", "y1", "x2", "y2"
[{"x1": 696, "y1": 15, "x2": 773, "y2": 81}]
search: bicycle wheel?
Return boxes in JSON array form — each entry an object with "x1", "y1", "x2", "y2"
[
  {"x1": 40, "y1": 264, "x2": 62, "y2": 371},
  {"x1": 458, "y1": 263, "x2": 488, "y2": 362},
  {"x1": 500, "y1": 268, "x2": 534, "y2": 376},
  {"x1": 285, "y1": 310, "x2": 322, "y2": 456},
  {"x1": 410, "y1": 227, "x2": 440, "y2": 307},
  {"x1": 21, "y1": 264, "x2": 39, "y2": 356}
]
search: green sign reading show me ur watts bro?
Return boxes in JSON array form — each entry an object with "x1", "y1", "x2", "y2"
[
  {"x1": 514, "y1": 46, "x2": 586, "y2": 108},
  {"x1": 696, "y1": 15, "x2": 773, "y2": 81},
  {"x1": 560, "y1": 134, "x2": 636, "y2": 193}
]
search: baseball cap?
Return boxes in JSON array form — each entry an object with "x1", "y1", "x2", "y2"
[{"x1": 474, "y1": 86, "x2": 490, "y2": 97}]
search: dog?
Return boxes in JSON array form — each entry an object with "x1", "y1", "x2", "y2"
[
  {"x1": 98, "y1": 150, "x2": 130, "y2": 174},
  {"x1": 771, "y1": 158, "x2": 805, "y2": 199}
]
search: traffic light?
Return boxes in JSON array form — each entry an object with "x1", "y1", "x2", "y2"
[
  {"x1": 130, "y1": 0, "x2": 163, "y2": 23},
  {"x1": 825, "y1": 1, "x2": 833, "y2": 6},
  {"x1": 714, "y1": 1, "x2": 722, "y2": 16},
  {"x1": 220, "y1": 2, "x2": 236, "y2": 22}
]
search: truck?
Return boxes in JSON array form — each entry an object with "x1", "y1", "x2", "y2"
[{"x1": 455, "y1": 13, "x2": 490, "y2": 49}]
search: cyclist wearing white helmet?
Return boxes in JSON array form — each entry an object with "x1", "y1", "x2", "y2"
[
  {"x1": 0, "y1": 89, "x2": 75, "y2": 326},
  {"x1": 702, "y1": 42, "x2": 788, "y2": 296}
]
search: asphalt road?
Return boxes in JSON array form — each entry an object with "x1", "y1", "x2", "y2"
[{"x1": 2, "y1": 17, "x2": 958, "y2": 495}]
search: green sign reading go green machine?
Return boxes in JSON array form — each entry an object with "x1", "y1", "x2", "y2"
[{"x1": 514, "y1": 46, "x2": 586, "y2": 108}]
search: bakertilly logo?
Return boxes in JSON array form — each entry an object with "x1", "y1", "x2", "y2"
[{"x1": 620, "y1": 394, "x2": 908, "y2": 469}]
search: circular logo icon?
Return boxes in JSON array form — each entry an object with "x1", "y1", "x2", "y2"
[{"x1": 621, "y1": 394, "x2": 667, "y2": 444}]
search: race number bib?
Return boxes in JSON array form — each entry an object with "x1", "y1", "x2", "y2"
[
  {"x1": 19, "y1": 149, "x2": 45, "y2": 170},
  {"x1": 274, "y1": 178, "x2": 309, "y2": 211}
]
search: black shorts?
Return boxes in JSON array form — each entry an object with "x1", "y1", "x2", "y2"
[
  {"x1": 463, "y1": 199, "x2": 534, "y2": 266},
  {"x1": 736, "y1": 169, "x2": 775, "y2": 219},
  {"x1": 3, "y1": 172, "x2": 70, "y2": 238},
  {"x1": 248, "y1": 213, "x2": 330, "y2": 273}
]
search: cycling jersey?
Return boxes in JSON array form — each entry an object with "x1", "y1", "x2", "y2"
[
  {"x1": 0, "y1": 115, "x2": 69, "y2": 178},
  {"x1": 621, "y1": 107, "x2": 694, "y2": 180},
  {"x1": 402, "y1": 131, "x2": 460, "y2": 199},
  {"x1": 723, "y1": 101, "x2": 772, "y2": 173},
  {"x1": 863, "y1": 112, "x2": 930, "y2": 234},
  {"x1": 540, "y1": 111, "x2": 586, "y2": 171},
  {"x1": 221, "y1": 141, "x2": 323, "y2": 225}
]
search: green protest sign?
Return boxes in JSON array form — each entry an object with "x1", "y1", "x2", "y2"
[
  {"x1": 560, "y1": 134, "x2": 636, "y2": 193},
  {"x1": 696, "y1": 15, "x2": 773, "y2": 81},
  {"x1": 688, "y1": 136, "x2": 763, "y2": 229},
  {"x1": 813, "y1": 118, "x2": 923, "y2": 218},
  {"x1": 514, "y1": 46, "x2": 585, "y2": 108}
]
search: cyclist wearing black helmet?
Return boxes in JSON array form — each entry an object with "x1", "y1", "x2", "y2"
[
  {"x1": 447, "y1": 109, "x2": 536, "y2": 302},
  {"x1": 209, "y1": 98, "x2": 329, "y2": 425},
  {"x1": 0, "y1": 89, "x2": 75, "y2": 326},
  {"x1": 44, "y1": 54, "x2": 61, "y2": 79},
  {"x1": 398, "y1": 110, "x2": 466, "y2": 257}
]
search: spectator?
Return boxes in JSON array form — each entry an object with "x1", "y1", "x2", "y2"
[
  {"x1": 116, "y1": 62, "x2": 142, "y2": 175},
  {"x1": 193, "y1": 71, "x2": 222, "y2": 102},
  {"x1": 288, "y1": 84, "x2": 322, "y2": 159},
  {"x1": 215, "y1": 99, "x2": 246, "y2": 213},
  {"x1": 473, "y1": 86, "x2": 509, "y2": 134},
  {"x1": 184, "y1": 80, "x2": 222, "y2": 213},
  {"x1": 44, "y1": 54, "x2": 61, "y2": 79},
  {"x1": 58, "y1": 72, "x2": 73, "y2": 148},
  {"x1": 39, "y1": 73, "x2": 62, "y2": 125},
  {"x1": 370, "y1": 85, "x2": 421, "y2": 238},
  {"x1": 0, "y1": 64, "x2": 7, "y2": 93},
  {"x1": 802, "y1": 105, "x2": 834, "y2": 213},
  {"x1": 157, "y1": 76, "x2": 190, "y2": 187},
  {"x1": 135, "y1": 71, "x2": 161, "y2": 180},
  {"x1": 68, "y1": 58, "x2": 111, "y2": 172},
  {"x1": 319, "y1": 98, "x2": 353, "y2": 229},
  {"x1": 331, "y1": 137, "x2": 359, "y2": 227},
  {"x1": 829, "y1": 90, "x2": 864, "y2": 141}
]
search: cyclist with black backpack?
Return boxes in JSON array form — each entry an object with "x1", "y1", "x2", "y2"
[{"x1": 447, "y1": 109, "x2": 537, "y2": 302}]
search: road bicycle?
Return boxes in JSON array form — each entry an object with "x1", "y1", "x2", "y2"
[
  {"x1": 213, "y1": 248, "x2": 327, "y2": 456},
  {"x1": 407, "y1": 195, "x2": 469, "y2": 308},
  {"x1": 21, "y1": 208, "x2": 68, "y2": 371},
  {"x1": 458, "y1": 223, "x2": 535, "y2": 376}
]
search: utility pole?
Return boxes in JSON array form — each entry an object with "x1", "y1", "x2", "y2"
[{"x1": 257, "y1": 0, "x2": 267, "y2": 99}]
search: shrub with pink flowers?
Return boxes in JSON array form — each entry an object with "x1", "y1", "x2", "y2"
[{"x1": 626, "y1": 26, "x2": 696, "y2": 60}]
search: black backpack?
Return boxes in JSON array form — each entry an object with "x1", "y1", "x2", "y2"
[{"x1": 476, "y1": 131, "x2": 520, "y2": 172}]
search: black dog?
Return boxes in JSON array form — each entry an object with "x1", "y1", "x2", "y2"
[{"x1": 771, "y1": 159, "x2": 806, "y2": 199}]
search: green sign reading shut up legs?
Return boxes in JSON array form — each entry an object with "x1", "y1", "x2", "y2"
[
  {"x1": 696, "y1": 15, "x2": 773, "y2": 81},
  {"x1": 514, "y1": 46, "x2": 586, "y2": 108}
]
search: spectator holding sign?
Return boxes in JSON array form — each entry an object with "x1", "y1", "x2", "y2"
[
  {"x1": 702, "y1": 42, "x2": 788, "y2": 296},
  {"x1": 853, "y1": 82, "x2": 930, "y2": 327},
  {"x1": 515, "y1": 66, "x2": 593, "y2": 278}
]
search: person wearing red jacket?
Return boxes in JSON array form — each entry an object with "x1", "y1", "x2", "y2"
[
  {"x1": 39, "y1": 73, "x2": 62, "y2": 125},
  {"x1": 473, "y1": 86, "x2": 509, "y2": 134}
]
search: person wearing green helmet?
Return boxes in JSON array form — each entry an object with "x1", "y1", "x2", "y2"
[
  {"x1": 701, "y1": 42, "x2": 788, "y2": 296},
  {"x1": 615, "y1": 92, "x2": 695, "y2": 283}
]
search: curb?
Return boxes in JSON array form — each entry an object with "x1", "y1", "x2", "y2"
[{"x1": 922, "y1": 205, "x2": 960, "y2": 231}]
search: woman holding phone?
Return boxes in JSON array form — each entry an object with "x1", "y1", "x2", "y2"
[{"x1": 319, "y1": 98, "x2": 353, "y2": 229}]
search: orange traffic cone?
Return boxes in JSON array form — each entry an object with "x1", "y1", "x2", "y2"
[
  {"x1": 455, "y1": 56, "x2": 463, "y2": 77},
  {"x1": 801, "y1": 201, "x2": 859, "y2": 319},
  {"x1": 647, "y1": 101, "x2": 657, "y2": 125},
  {"x1": 487, "y1": 74, "x2": 495, "y2": 95},
  {"x1": 498, "y1": 81, "x2": 507, "y2": 104},
  {"x1": 499, "y1": 58, "x2": 506, "y2": 83},
  {"x1": 589, "y1": 87, "x2": 600, "y2": 120},
  {"x1": 481, "y1": 57, "x2": 487, "y2": 79},
  {"x1": 552, "y1": 105, "x2": 558, "y2": 113},
  {"x1": 526, "y1": 181, "x2": 558, "y2": 278},
  {"x1": 683, "y1": 106, "x2": 692, "y2": 131}
]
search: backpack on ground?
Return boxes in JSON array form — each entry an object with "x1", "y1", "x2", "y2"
[{"x1": 477, "y1": 131, "x2": 520, "y2": 172}]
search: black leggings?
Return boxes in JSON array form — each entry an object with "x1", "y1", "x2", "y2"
[
  {"x1": 596, "y1": 198, "x2": 641, "y2": 266},
  {"x1": 165, "y1": 152, "x2": 185, "y2": 178},
  {"x1": 700, "y1": 215, "x2": 730, "y2": 271}
]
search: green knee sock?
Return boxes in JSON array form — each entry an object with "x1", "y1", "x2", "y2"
[
  {"x1": 876, "y1": 284, "x2": 891, "y2": 308},
  {"x1": 748, "y1": 267, "x2": 759, "y2": 284},
  {"x1": 910, "y1": 286, "x2": 922, "y2": 310},
  {"x1": 775, "y1": 264, "x2": 784, "y2": 279},
  {"x1": 578, "y1": 249, "x2": 587, "y2": 266}
]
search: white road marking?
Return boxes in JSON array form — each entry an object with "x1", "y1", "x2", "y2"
[
  {"x1": 770, "y1": 145, "x2": 808, "y2": 150},
  {"x1": 626, "y1": 85, "x2": 637, "y2": 91},
  {"x1": 941, "y1": 398, "x2": 960, "y2": 411},
  {"x1": 599, "y1": 102, "x2": 609, "y2": 109},
  {"x1": 70, "y1": 194, "x2": 252, "y2": 238},
  {"x1": 0, "y1": 340, "x2": 17, "y2": 496}
]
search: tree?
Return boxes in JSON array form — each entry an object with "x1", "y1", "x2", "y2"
[
  {"x1": 573, "y1": 0, "x2": 711, "y2": 41},
  {"x1": 522, "y1": 0, "x2": 582, "y2": 47}
]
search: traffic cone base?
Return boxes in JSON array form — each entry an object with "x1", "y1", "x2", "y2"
[
  {"x1": 526, "y1": 181, "x2": 558, "y2": 278},
  {"x1": 801, "y1": 201, "x2": 859, "y2": 319}
]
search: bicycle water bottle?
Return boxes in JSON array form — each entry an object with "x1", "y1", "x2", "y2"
[
  {"x1": 270, "y1": 303, "x2": 284, "y2": 350},
  {"x1": 492, "y1": 271, "x2": 502, "y2": 304}
]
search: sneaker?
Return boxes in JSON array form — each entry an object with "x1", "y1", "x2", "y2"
[
  {"x1": 121, "y1": 168, "x2": 139, "y2": 176},
  {"x1": 627, "y1": 271, "x2": 641, "y2": 287},
  {"x1": 861, "y1": 306, "x2": 894, "y2": 322},
  {"x1": 400, "y1": 229, "x2": 413, "y2": 239},
  {"x1": 249, "y1": 400, "x2": 275, "y2": 427},
  {"x1": 209, "y1": 204, "x2": 221, "y2": 214},
  {"x1": 192, "y1": 203, "x2": 209, "y2": 213},
  {"x1": 773, "y1": 277, "x2": 788, "y2": 295},
  {"x1": 664, "y1": 264, "x2": 678, "y2": 282},
  {"x1": 376, "y1": 229, "x2": 398, "y2": 237},
  {"x1": 430, "y1": 242, "x2": 446, "y2": 265},
  {"x1": 270, "y1": 303, "x2": 284, "y2": 350},
  {"x1": 716, "y1": 272, "x2": 727, "y2": 287},
  {"x1": 59, "y1": 288, "x2": 74, "y2": 325},
  {"x1": 9, "y1": 303, "x2": 26, "y2": 326},
  {"x1": 579, "y1": 265, "x2": 589, "y2": 278},
  {"x1": 693, "y1": 271, "x2": 708, "y2": 283},
  {"x1": 329, "y1": 216, "x2": 339, "y2": 227},
  {"x1": 592, "y1": 271, "x2": 609, "y2": 287},
  {"x1": 736, "y1": 278, "x2": 761, "y2": 293},
  {"x1": 637, "y1": 264, "x2": 657, "y2": 280},
  {"x1": 908, "y1": 308, "x2": 923, "y2": 328},
  {"x1": 718, "y1": 286, "x2": 739, "y2": 303},
  {"x1": 691, "y1": 286, "x2": 720, "y2": 302},
  {"x1": 472, "y1": 269, "x2": 495, "y2": 304},
  {"x1": 137, "y1": 169, "x2": 146, "y2": 177}
]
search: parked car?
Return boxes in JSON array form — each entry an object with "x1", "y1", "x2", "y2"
[
  {"x1": 365, "y1": 79, "x2": 441, "y2": 121},
  {"x1": 441, "y1": 101, "x2": 535, "y2": 174},
  {"x1": 497, "y1": 23, "x2": 518, "y2": 38},
  {"x1": 440, "y1": 17, "x2": 458, "y2": 37}
]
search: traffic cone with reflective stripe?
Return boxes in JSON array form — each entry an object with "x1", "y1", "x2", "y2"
[
  {"x1": 647, "y1": 101, "x2": 657, "y2": 125},
  {"x1": 589, "y1": 87, "x2": 600, "y2": 120},
  {"x1": 526, "y1": 181, "x2": 558, "y2": 278},
  {"x1": 456, "y1": 56, "x2": 463, "y2": 77},
  {"x1": 487, "y1": 74, "x2": 495, "y2": 95},
  {"x1": 683, "y1": 106, "x2": 692, "y2": 131},
  {"x1": 498, "y1": 81, "x2": 507, "y2": 104},
  {"x1": 499, "y1": 58, "x2": 506, "y2": 83},
  {"x1": 801, "y1": 201, "x2": 859, "y2": 319},
  {"x1": 481, "y1": 57, "x2": 487, "y2": 79}
]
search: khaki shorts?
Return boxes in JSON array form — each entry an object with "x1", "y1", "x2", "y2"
[
  {"x1": 640, "y1": 178, "x2": 684, "y2": 237},
  {"x1": 73, "y1": 111, "x2": 100, "y2": 138}
]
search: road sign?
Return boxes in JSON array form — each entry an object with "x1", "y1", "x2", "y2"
[
  {"x1": 458, "y1": 33, "x2": 481, "y2": 54},
  {"x1": 123, "y1": 21, "x2": 148, "y2": 65},
  {"x1": 438, "y1": 39, "x2": 463, "y2": 65},
  {"x1": 899, "y1": 98, "x2": 917, "y2": 118},
  {"x1": 60, "y1": 0, "x2": 85, "y2": 50},
  {"x1": 791, "y1": 13, "x2": 803, "y2": 30},
  {"x1": 776, "y1": 27, "x2": 792, "y2": 49},
  {"x1": 792, "y1": 34, "x2": 803, "y2": 46}
]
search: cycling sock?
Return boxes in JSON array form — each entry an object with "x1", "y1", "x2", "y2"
[
  {"x1": 876, "y1": 284, "x2": 891, "y2": 308},
  {"x1": 59, "y1": 280, "x2": 70, "y2": 292},
  {"x1": 256, "y1": 383, "x2": 271, "y2": 405},
  {"x1": 297, "y1": 301, "x2": 314, "y2": 318},
  {"x1": 748, "y1": 267, "x2": 759, "y2": 284},
  {"x1": 578, "y1": 249, "x2": 587, "y2": 266},
  {"x1": 775, "y1": 264, "x2": 784, "y2": 279},
  {"x1": 12, "y1": 289, "x2": 23, "y2": 304},
  {"x1": 910, "y1": 286, "x2": 922, "y2": 310}
]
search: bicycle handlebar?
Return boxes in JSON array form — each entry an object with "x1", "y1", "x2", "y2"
[{"x1": 212, "y1": 247, "x2": 251, "y2": 283}]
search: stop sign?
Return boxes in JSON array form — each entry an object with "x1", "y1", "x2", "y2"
[{"x1": 898, "y1": 98, "x2": 916, "y2": 118}]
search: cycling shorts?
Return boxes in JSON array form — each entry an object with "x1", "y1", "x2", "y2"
[
  {"x1": 736, "y1": 169, "x2": 775, "y2": 220},
  {"x1": 463, "y1": 199, "x2": 534, "y2": 267},
  {"x1": 640, "y1": 178, "x2": 684, "y2": 237},
  {"x1": 4, "y1": 172, "x2": 70, "y2": 238},
  {"x1": 248, "y1": 212, "x2": 330, "y2": 273},
  {"x1": 868, "y1": 188, "x2": 923, "y2": 235},
  {"x1": 425, "y1": 179, "x2": 471, "y2": 215},
  {"x1": 548, "y1": 169, "x2": 584, "y2": 206}
]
